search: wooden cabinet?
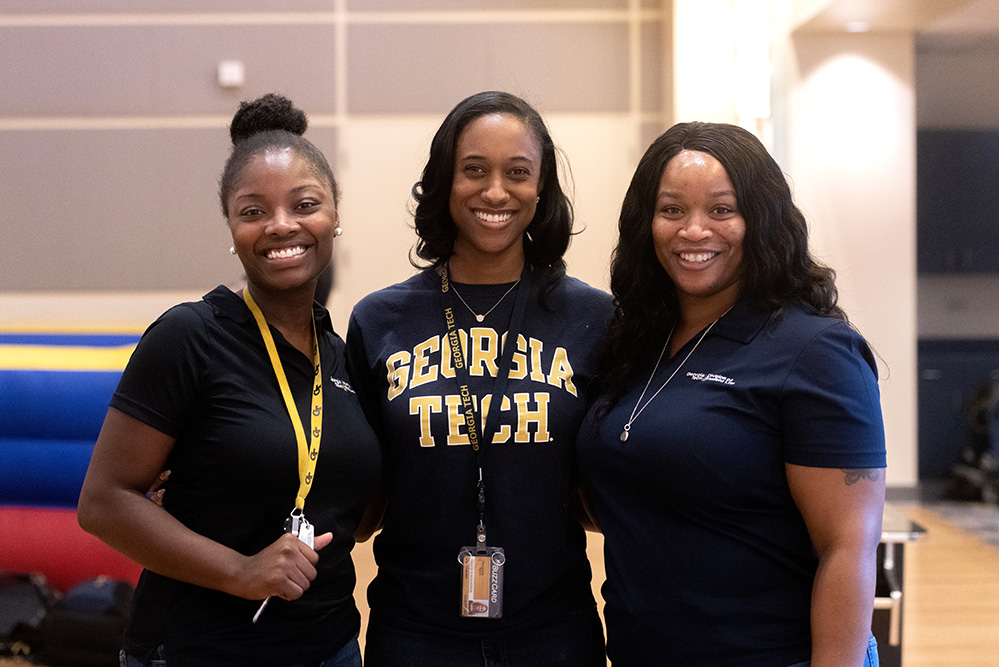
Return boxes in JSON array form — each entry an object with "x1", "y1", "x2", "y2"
[{"x1": 917, "y1": 129, "x2": 999, "y2": 274}]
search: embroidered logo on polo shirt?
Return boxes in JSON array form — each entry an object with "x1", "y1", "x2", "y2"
[
  {"x1": 686, "y1": 371, "x2": 735, "y2": 385},
  {"x1": 330, "y1": 377, "x2": 356, "y2": 393}
]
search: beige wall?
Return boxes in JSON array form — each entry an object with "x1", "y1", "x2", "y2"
[
  {"x1": 781, "y1": 28, "x2": 919, "y2": 489},
  {"x1": 0, "y1": 1, "x2": 670, "y2": 332}
]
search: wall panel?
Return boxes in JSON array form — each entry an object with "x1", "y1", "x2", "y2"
[
  {"x1": 0, "y1": 126, "x2": 337, "y2": 291},
  {"x1": 0, "y1": 2, "x2": 669, "y2": 300},
  {"x1": 0, "y1": 1, "x2": 331, "y2": 13},
  {"x1": 0, "y1": 24, "x2": 338, "y2": 116},
  {"x1": 348, "y1": 0, "x2": 629, "y2": 10},
  {"x1": 347, "y1": 22, "x2": 630, "y2": 114},
  {"x1": 640, "y1": 18, "x2": 666, "y2": 112}
]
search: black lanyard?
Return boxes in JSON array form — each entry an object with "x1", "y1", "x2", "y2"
[{"x1": 439, "y1": 263, "x2": 532, "y2": 535}]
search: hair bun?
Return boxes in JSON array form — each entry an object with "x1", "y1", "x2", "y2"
[{"x1": 229, "y1": 93, "x2": 308, "y2": 145}]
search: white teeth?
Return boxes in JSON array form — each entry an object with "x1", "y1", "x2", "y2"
[
  {"x1": 681, "y1": 252, "x2": 716, "y2": 263},
  {"x1": 476, "y1": 211, "x2": 513, "y2": 224},
  {"x1": 266, "y1": 246, "x2": 306, "y2": 259}
]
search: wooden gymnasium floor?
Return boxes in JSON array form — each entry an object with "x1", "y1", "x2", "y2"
[
  {"x1": 4, "y1": 503, "x2": 998, "y2": 667},
  {"x1": 889, "y1": 504, "x2": 999, "y2": 667}
]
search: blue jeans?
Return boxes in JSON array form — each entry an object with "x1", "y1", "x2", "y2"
[
  {"x1": 364, "y1": 606, "x2": 606, "y2": 667},
  {"x1": 786, "y1": 634, "x2": 880, "y2": 667},
  {"x1": 298, "y1": 635, "x2": 362, "y2": 667},
  {"x1": 119, "y1": 635, "x2": 361, "y2": 667}
]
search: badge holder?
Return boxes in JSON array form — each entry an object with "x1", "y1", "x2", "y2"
[
  {"x1": 284, "y1": 508, "x2": 315, "y2": 548},
  {"x1": 252, "y1": 509, "x2": 314, "y2": 623},
  {"x1": 458, "y1": 522, "x2": 504, "y2": 618}
]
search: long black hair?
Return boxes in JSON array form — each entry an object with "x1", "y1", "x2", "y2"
[
  {"x1": 600, "y1": 121, "x2": 842, "y2": 406},
  {"x1": 410, "y1": 91, "x2": 573, "y2": 298}
]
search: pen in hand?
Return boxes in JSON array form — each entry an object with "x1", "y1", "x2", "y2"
[{"x1": 252, "y1": 596, "x2": 270, "y2": 624}]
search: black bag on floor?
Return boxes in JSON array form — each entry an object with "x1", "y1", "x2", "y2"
[
  {"x1": 35, "y1": 576, "x2": 134, "y2": 667},
  {"x1": 0, "y1": 572, "x2": 58, "y2": 660}
]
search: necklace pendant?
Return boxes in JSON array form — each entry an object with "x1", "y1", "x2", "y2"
[
  {"x1": 475, "y1": 314, "x2": 485, "y2": 323},
  {"x1": 619, "y1": 430, "x2": 629, "y2": 443}
]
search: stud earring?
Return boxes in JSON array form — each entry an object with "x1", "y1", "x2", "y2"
[
  {"x1": 536, "y1": 196, "x2": 540, "y2": 203},
  {"x1": 229, "y1": 246, "x2": 236, "y2": 255},
  {"x1": 334, "y1": 227, "x2": 343, "y2": 237}
]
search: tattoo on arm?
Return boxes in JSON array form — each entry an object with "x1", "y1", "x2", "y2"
[{"x1": 842, "y1": 468, "x2": 881, "y2": 485}]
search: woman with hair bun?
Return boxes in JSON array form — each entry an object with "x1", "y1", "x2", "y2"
[{"x1": 78, "y1": 93, "x2": 381, "y2": 667}]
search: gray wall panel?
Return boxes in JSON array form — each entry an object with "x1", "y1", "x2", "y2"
[
  {"x1": 640, "y1": 19, "x2": 666, "y2": 112},
  {"x1": 640, "y1": 120, "x2": 666, "y2": 155},
  {"x1": 1, "y1": 2, "x2": 663, "y2": 293},
  {"x1": 0, "y1": 1, "x2": 332, "y2": 13},
  {"x1": 0, "y1": 24, "x2": 337, "y2": 116},
  {"x1": 0, "y1": 126, "x2": 338, "y2": 290},
  {"x1": 348, "y1": 22, "x2": 630, "y2": 114},
  {"x1": 349, "y1": 0, "x2": 628, "y2": 10}
]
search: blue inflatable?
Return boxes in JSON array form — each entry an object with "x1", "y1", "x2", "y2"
[{"x1": 0, "y1": 332, "x2": 140, "y2": 508}]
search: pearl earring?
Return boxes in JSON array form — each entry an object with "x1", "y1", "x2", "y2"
[
  {"x1": 229, "y1": 246, "x2": 236, "y2": 255},
  {"x1": 334, "y1": 227, "x2": 343, "y2": 237}
]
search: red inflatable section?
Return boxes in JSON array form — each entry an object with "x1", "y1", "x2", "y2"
[{"x1": 0, "y1": 506, "x2": 142, "y2": 591}]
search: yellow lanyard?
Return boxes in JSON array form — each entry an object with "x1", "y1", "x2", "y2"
[{"x1": 243, "y1": 288, "x2": 323, "y2": 511}]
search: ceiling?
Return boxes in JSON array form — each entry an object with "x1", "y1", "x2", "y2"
[
  {"x1": 794, "y1": 0, "x2": 999, "y2": 51},
  {"x1": 917, "y1": 0, "x2": 999, "y2": 52},
  {"x1": 918, "y1": 0, "x2": 999, "y2": 35}
]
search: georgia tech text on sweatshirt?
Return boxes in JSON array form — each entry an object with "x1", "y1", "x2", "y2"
[{"x1": 384, "y1": 328, "x2": 576, "y2": 448}]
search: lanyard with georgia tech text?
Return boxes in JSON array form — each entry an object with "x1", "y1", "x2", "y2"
[
  {"x1": 439, "y1": 263, "x2": 531, "y2": 536},
  {"x1": 242, "y1": 287, "x2": 322, "y2": 511}
]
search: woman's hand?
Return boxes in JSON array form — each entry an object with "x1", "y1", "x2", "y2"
[
  {"x1": 238, "y1": 531, "x2": 334, "y2": 601},
  {"x1": 146, "y1": 470, "x2": 170, "y2": 505}
]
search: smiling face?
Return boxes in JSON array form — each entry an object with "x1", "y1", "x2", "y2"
[
  {"x1": 652, "y1": 150, "x2": 746, "y2": 316},
  {"x1": 448, "y1": 113, "x2": 542, "y2": 282},
  {"x1": 226, "y1": 148, "x2": 337, "y2": 297}
]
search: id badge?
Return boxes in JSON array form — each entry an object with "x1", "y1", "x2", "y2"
[
  {"x1": 284, "y1": 510, "x2": 315, "y2": 548},
  {"x1": 458, "y1": 546, "x2": 505, "y2": 618}
]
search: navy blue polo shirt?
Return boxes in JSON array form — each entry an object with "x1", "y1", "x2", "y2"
[{"x1": 577, "y1": 299, "x2": 886, "y2": 667}]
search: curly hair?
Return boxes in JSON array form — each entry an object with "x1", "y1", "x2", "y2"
[
  {"x1": 599, "y1": 121, "x2": 843, "y2": 407},
  {"x1": 410, "y1": 91, "x2": 573, "y2": 299},
  {"x1": 219, "y1": 93, "x2": 339, "y2": 217}
]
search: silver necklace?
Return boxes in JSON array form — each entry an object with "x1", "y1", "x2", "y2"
[
  {"x1": 620, "y1": 316, "x2": 722, "y2": 443},
  {"x1": 449, "y1": 275, "x2": 522, "y2": 323}
]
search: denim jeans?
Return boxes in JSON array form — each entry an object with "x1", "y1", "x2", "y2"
[
  {"x1": 298, "y1": 635, "x2": 362, "y2": 667},
  {"x1": 119, "y1": 634, "x2": 361, "y2": 667},
  {"x1": 785, "y1": 634, "x2": 880, "y2": 667},
  {"x1": 364, "y1": 606, "x2": 606, "y2": 667}
]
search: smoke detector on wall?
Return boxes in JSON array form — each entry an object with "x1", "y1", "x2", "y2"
[{"x1": 217, "y1": 60, "x2": 245, "y2": 89}]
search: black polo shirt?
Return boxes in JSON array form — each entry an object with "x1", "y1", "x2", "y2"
[{"x1": 112, "y1": 286, "x2": 381, "y2": 666}]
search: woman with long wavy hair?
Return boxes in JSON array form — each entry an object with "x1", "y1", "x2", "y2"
[{"x1": 578, "y1": 121, "x2": 886, "y2": 667}]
